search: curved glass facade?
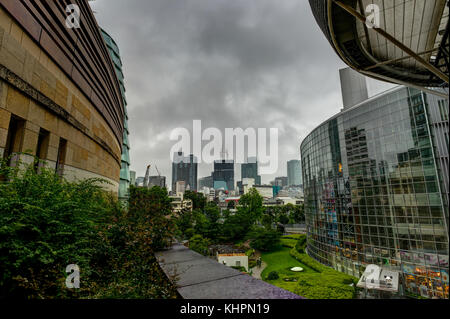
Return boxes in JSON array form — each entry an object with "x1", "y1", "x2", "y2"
[
  {"x1": 102, "y1": 29, "x2": 131, "y2": 200},
  {"x1": 301, "y1": 87, "x2": 449, "y2": 299}
]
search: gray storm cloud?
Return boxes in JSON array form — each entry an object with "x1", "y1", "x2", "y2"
[{"x1": 91, "y1": 0, "x2": 347, "y2": 185}]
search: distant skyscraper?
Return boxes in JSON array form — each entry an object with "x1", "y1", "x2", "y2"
[
  {"x1": 172, "y1": 152, "x2": 198, "y2": 191},
  {"x1": 274, "y1": 176, "x2": 288, "y2": 187},
  {"x1": 135, "y1": 177, "x2": 144, "y2": 187},
  {"x1": 241, "y1": 157, "x2": 261, "y2": 185},
  {"x1": 130, "y1": 171, "x2": 136, "y2": 187},
  {"x1": 176, "y1": 181, "x2": 186, "y2": 194},
  {"x1": 149, "y1": 176, "x2": 166, "y2": 188},
  {"x1": 213, "y1": 160, "x2": 234, "y2": 191},
  {"x1": 287, "y1": 160, "x2": 302, "y2": 186},
  {"x1": 199, "y1": 176, "x2": 213, "y2": 189}
]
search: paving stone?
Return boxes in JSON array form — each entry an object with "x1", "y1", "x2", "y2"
[{"x1": 157, "y1": 244, "x2": 304, "y2": 299}]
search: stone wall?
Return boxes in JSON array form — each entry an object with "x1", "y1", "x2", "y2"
[{"x1": 0, "y1": 7, "x2": 120, "y2": 192}]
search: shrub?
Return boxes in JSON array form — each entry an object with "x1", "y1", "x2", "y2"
[
  {"x1": 189, "y1": 234, "x2": 210, "y2": 256},
  {"x1": 267, "y1": 271, "x2": 279, "y2": 280},
  {"x1": 184, "y1": 228, "x2": 195, "y2": 239},
  {"x1": 231, "y1": 266, "x2": 247, "y2": 273},
  {"x1": 249, "y1": 228, "x2": 281, "y2": 252},
  {"x1": 248, "y1": 259, "x2": 257, "y2": 269},
  {"x1": 0, "y1": 158, "x2": 178, "y2": 299}
]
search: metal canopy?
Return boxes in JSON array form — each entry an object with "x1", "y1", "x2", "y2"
[{"x1": 309, "y1": 0, "x2": 450, "y2": 93}]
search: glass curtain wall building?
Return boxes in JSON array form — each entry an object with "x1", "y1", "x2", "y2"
[
  {"x1": 301, "y1": 86, "x2": 449, "y2": 299},
  {"x1": 287, "y1": 160, "x2": 302, "y2": 186},
  {"x1": 172, "y1": 152, "x2": 198, "y2": 192},
  {"x1": 101, "y1": 29, "x2": 131, "y2": 201}
]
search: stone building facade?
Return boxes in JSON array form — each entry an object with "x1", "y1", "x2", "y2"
[{"x1": 0, "y1": 1, "x2": 124, "y2": 193}]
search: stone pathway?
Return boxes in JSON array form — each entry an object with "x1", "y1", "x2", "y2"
[
  {"x1": 251, "y1": 261, "x2": 267, "y2": 280},
  {"x1": 156, "y1": 244, "x2": 303, "y2": 299}
]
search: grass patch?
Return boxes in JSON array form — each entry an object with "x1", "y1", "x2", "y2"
[
  {"x1": 280, "y1": 238, "x2": 298, "y2": 248},
  {"x1": 282, "y1": 234, "x2": 303, "y2": 239},
  {"x1": 261, "y1": 235, "x2": 358, "y2": 299}
]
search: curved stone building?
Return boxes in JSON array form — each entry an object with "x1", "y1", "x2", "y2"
[
  {"x1": 309, "y1": 0, "x2": 449, "y2": 91},
  {"x1": 301, "y1": 86, "x2": 449, "y2": 298},
  {"x1": 0, "y1": 1, "x2": 124, "y2": 192},
  {"x1": 101, "y1": 29, "x2": 131, "y2": 200}
]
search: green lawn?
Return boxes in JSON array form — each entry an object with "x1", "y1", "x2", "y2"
[
  {"x1": 260, "y1": 237, "x2": 357, "y2": 299},
  {"x1": 261, "y1": 247, "x2": 317, "y2": 295},
  {"x1": 261, "y1": 247, "x2": 314, "y2": 278}
]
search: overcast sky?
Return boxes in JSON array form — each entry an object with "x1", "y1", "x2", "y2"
[{"x1": 91, "y1": 0, "x2": 393, "y2": 187}]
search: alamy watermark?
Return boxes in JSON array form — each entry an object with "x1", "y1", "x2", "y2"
[
  {"x1": 365, "y1": 4, "x2": 380, "y2": 29},
  {"x1": 65, "y1": 4, "x2": 81, "y2": 29},
  {"x1": 170, "y1": 120, "x2": 279, "y2": 175},
  {"x1": 65, "y1": 264, "x2": 80, "y2": 289}
]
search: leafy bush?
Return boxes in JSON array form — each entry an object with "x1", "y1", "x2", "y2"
[
  {"x1": 248, "y1": 259, "x2": 257, "y2": 269},
  {"x1": 189, "y1": 234, "x2": 210, "y2": 256},
  {"x1": 267, "y1": 271, "x2": 279, "y2": 280},
  {"x1": 184, "y1": 228, "x2": 195, "y2": 239},
  {"x1": 0, "y1": 158, "x2": 178, "y2": 298},
  {"x1": 249, "y1": 228, "x2": 281, "y2": 252},
  {"x1": 294, "y1": 273, "x2": 355, "y2": 299},
  {"x1": 280, "y1": 238, "x2": 297, "y2": 248},
  {"x1": 231, "y1": 266, "x2": 247, "y2": 273},
  {"x1": 294, "y1": 234, "x2": 307, "y2": 253}
]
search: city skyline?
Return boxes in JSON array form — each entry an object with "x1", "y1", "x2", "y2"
[{"x1": 91, "y1": 0, "x2": 396, "y2": 185}]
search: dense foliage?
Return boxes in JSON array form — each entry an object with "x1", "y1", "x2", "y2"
[
  {"x1": 0, "y1": 159, "x2": 178, "y2": 299},
  {"x1": 248, "y1": 228, "x2": 281, "y2": 252},
  {"x1": 189, "y1": 234, "x2": 209, "y2": 256},
  {"x1": 267, "y1": 271, "x2": 279, "y2": 280}
]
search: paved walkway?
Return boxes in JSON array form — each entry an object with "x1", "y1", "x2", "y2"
[
  {"x1": 156, "y1": 244, "x2": 303, "y2": 299},
  {"x1": 251, "y1": 262, "x2": 267, "y2": 280}
]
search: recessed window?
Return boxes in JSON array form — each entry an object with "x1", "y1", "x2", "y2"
[
  {"x1": 35, "y1": 128, "x2": 50, "y2": 172},
  {"x1": 3, "y1": 115, "x2": 25, "y2": 166},
  {"x1": 56, "y1": 138, "x2": 67, "y2": 177}
]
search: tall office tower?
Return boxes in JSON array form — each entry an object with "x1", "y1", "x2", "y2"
[
  {"x1": 213, "y1": 159, "x2": 235, "y2": 191},
  {"x1": 172, "y1": 152, "x2": 198, "y2": 192},
  {"x1": 175, "y1": 181, "x2": 186, "y2": 194},
  {"x1": 0, "y1": 1, "x2": 124, "y2": 195},
  {"x1": 287, "y1": 160, "x2": 302, "y2": 186},
  {"x1": 241, "y1": 157, "x2": 261, "y2": 185},
  {"x1": 199, "y1": 176, "x2": 214, "y2": 189},
  {"x1": 339, "y1": 67, "x2": 369, "y2": 110},
  {"x1": 274, "y1": 176, "x2": 288, "y2": 187},
  {"x1": 102, "y1": 29, "x2": 131, "y2": 201},
  {"x1": 130, "y1": 171, "x2": 136, "y2": 187},
  {"x1": 148, "y1": 176, "x2": 166, "y2": 189}
]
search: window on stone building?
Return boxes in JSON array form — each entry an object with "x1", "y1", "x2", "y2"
[
  {"x1": 56, "y1": 138, "x2": 67, "y2": 177},
  {"x1": 35, "y1": 128, "x2": 50, "y2": 172},
  {"x1": 4, "y1": 115, "x2": 25, "y2": 166}
]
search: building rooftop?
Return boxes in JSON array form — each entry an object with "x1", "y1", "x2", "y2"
[{"x1": 156, "y1": 244, "x2": 304, "y2": 299}]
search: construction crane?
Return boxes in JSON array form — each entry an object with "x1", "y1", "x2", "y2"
[
  {"x1": 155, "y1": 165, "x2": 161, "y2": 177},
  {"x1": 143, "y1": 164, "x2": 151, "y2": 188}
]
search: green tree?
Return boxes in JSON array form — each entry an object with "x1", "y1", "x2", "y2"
[
  {"x1": 261, "y1": 214, "x2": 273, "y2": 230},
  {"x1": 184, "y1": 190, "x2": 206, "y2": 211},
  {"x1": 175, "y1": 209, "x2": 194, "y2": 239},
  {"x1": 238, "y1": 188, "x2": 264, "y2": 220},
  {"x1": 189, "y1": 234, "x2": 209, "y2": 256},
  {"x1": 248, "y1": 227, "x2": 281, "y2": 252},
  {"x1": 278, "y1": 213, "x2": 289, "y2": 225},
  {"x1": 0, "y1": 158, "x2": 178, "y2": 299},
  {"x1": 203, "y1": 203, "x2": 222, "y2": 240}
]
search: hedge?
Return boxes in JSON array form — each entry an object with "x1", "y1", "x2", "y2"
[
  {"x1": 289, "y1": 234, "x2": 357, "y2": 285},
  {"x1": 293, "y1": 273, "x2": 355, "y2": 299}
]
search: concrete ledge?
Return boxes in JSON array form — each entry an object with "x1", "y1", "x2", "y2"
[{"x1": 156, "y1": 244, "x2": 304, "y2": 299}]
